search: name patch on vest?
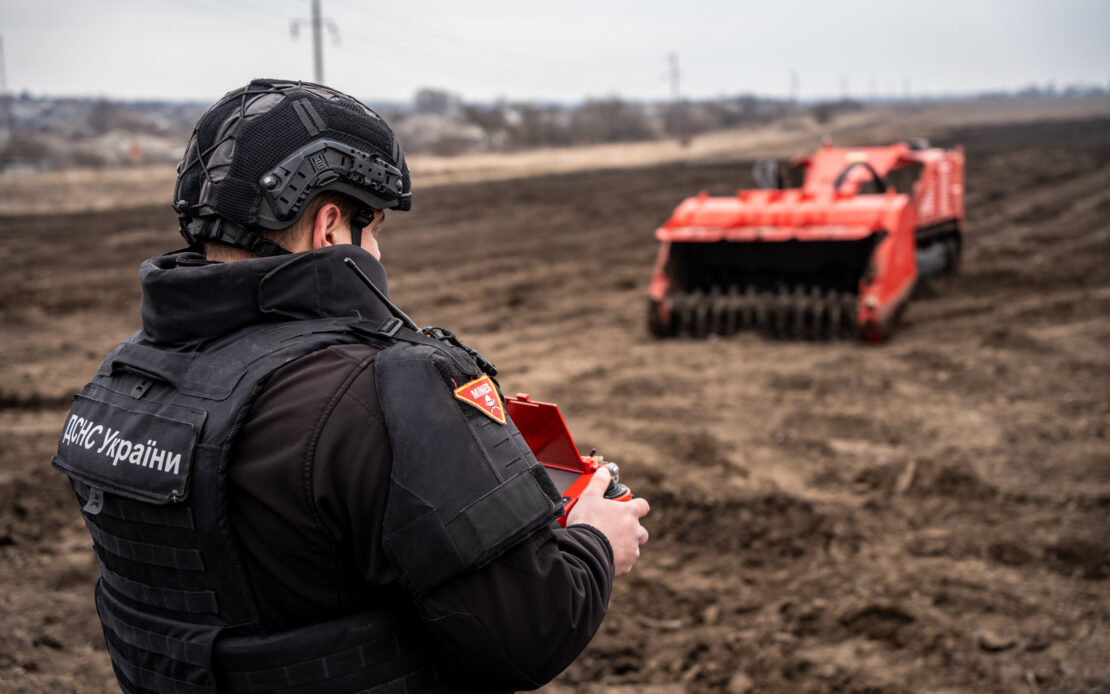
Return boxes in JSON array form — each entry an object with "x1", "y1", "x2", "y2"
[
  {"x1": 54, "y1": 393, "x2": 198, "y2": 504},
  {"x1": 453, "y1": 375, "x2": 506, "y2": 425}
]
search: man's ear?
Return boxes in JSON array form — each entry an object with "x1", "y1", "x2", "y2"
[{"x1": 311, "y1": 203, "x2": 348, "y2": 250}]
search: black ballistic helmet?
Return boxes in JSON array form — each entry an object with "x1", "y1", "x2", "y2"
[{"x1": 173, "y1": 78, "x2": 411, "y2": 256}]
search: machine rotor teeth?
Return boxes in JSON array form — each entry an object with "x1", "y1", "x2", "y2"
[
  {"x1": 755, "y1": 287, "x2": 769, "y2": 331},
  {"x1": 826, "y1": 290, "x2": 842, "y2": 339},
  {"x1": 809, "y1": 286, "x2": 826, "y2": 340},
  {"x1": 707, "y1": 286, "x2": 726, "y2": 337},
  {"x1": 678, "y1": 291, "x2": 694, "y2": 337},
  {"x1": 661, "y1": 286, "x2": 860, "y2": 341},
  {"x1": 795, "y1": 286, "x2": 809, "y2": 340},
  {"x1": 743, "y1": 286, "x2": 757, "y2": 330},
  {"x1": 771, "y1": 289, "x2": 783, "y2": 339},
  {"x1": 670, "y1": 292, "x2": 687, "y2": 336},
  {"x1": 724, "y1": 285, "x2": 740, "y2": 335},
  {"x1": 801, "y1": 286, "x2": 813, "y2": 340},
  {"x1": 699, "y1": 290, "x2": 715, "y2": 338},
  {"x1": 791, "y1": 285, "x2": 807, "y2": 340},
  {"x1": 842, "y1": 292, "x2": 858, "y2": 338},
  {"x1": 674, "y1": 290, "x2": 692, "y2": 337},
  {"x1": 689, "y1": 289, "x2": 708, "y2": 338}
]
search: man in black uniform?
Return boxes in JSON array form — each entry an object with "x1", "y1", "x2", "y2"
[{"x1": 53, "y1": 79, "x2": 650, "y2": 693}]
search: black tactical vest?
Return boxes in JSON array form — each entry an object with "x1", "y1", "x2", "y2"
[{"x1": 53, "y1": 317, "x2": 563, "y2": 694}]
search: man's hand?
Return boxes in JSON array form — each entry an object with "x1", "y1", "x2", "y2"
[{"x1": 566, "y1": 468, "x2": 649, "y2": 576}]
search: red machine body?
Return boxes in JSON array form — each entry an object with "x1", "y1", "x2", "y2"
[
  {"x1": 648, "y1": 141, "x2": 965, "y2": 342},
  {"x1": 505, "y1": 393, "x2": 631, "y2": 526}
]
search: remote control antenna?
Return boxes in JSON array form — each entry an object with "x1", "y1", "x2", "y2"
[{"x1": 343, "y1": 257, "x2": 420, "y2": 330}]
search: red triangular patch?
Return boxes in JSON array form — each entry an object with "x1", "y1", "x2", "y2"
[{"x1": 453, "y1": 375, "x2": 506, "y2": 424}]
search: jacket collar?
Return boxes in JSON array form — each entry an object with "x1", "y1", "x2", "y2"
[{"x1": 139, "y1": 245, "x2": 394, "y2": 346}]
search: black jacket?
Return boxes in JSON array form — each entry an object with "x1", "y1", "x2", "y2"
[{"x1": 139, "y1": 246, "x2": 614, "y2": 690}]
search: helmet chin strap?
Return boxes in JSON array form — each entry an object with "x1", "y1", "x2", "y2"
[{"x1": 349, "y1": 209, "x2": 375, "y2": 249}]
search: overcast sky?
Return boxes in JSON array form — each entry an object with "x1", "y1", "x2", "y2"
[{"x1": 3, "y1": 0, "x2": 1108, "y2": 104}]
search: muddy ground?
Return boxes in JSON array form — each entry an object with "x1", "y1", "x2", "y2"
[{"x1": 1, "y1": 116, "x2": 1108, "y2": 694}]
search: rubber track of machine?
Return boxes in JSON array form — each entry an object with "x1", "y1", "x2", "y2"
[{"x1": 660, "y1": 296, "x2": 677, "y2": 337}]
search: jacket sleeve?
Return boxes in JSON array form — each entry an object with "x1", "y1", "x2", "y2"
[
  {"x1": 311, "y1": 348, "x2": 615, "y2": 690},
  {"x1": 417, "y1": 523, "x2": 614, "y2": 690}
]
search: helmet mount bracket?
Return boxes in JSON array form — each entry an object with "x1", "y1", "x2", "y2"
[{"x1": 255, "y1": 139, "x2": 408, "y2": 231}]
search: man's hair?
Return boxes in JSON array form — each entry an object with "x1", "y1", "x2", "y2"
[{"x1": 204, "y1": 192, "x2": 362, "y2": 260}]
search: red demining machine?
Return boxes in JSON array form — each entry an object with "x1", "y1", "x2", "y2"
[{"x1": 647, "y1": 140, "x2": 965, "y2": 343}]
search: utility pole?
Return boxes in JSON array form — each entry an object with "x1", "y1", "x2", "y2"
[
  {"x1": 790, "y1": 69, "x2": 800, "y2": 105},
  {"x1": 291, "y1": 0, "x2": 339, "y2": 83},
  {"x1": 668, "y1": 52, "x2": 687, "y2": 145},
  {"x1": 0, "y1": 36, "x2": 10, "y2": 137},
  {"x1": 311, "y1": 0, "x2": 323, "y2": 82}
]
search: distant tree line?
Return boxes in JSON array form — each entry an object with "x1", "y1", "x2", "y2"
[
  {"x1": 1, "y1": 81, "x2": 1107, "y2": 170},
  {"x1": 391, "y1": 88, "x2": 812, "y2": 155}
]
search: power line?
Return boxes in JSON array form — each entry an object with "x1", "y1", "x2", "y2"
[{"x1": 167, "y1": 0, "x2": 277, "y2": 23}]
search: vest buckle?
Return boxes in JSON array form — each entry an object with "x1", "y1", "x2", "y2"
[
  {"x1": 82, "y1": 487, "x2": 105, "y2": 516},
  {"x1": 377, "y1": 317, "x2": 403, "y2": 337}
]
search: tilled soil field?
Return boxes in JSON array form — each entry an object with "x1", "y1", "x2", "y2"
[{"x1": 1, "y1": 116, "x2": 1108, "y2": 694}]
